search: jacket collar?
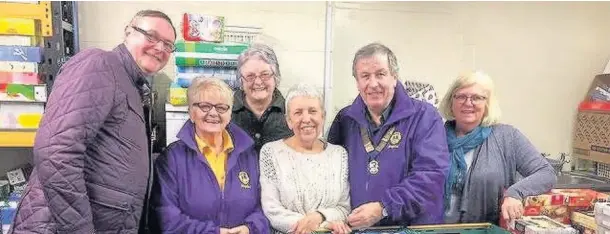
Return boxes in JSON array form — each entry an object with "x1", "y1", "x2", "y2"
[
  {"x1": 113, "y1": 43, "x2": 148, "y2": 88},
  {"x1": 232, "y1": 88, "x2": 286, "y2": 113},
  {"x1": 345, "y1": 80, "x2": 418, "y2": 128},
  {"x1": 177, "y1": 120, "x2": 254, "y2": 157}
]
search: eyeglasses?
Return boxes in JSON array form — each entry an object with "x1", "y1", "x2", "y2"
[
  {"x1": 131, "y1": 26, "x2": 176, "y2": 53},
  {"x1": 192, "y1": 102, "x2": 230, "y2": 114},
  {"x1": 452, "y1": 94, "x2": 487, "y2": 105},
  {"x1": 241, "y1": 71, "x2": 274, "y2": 82}
]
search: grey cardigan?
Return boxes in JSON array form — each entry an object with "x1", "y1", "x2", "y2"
[{"x1": 457, "y1": 124, "x2": 557, "y2": 224}]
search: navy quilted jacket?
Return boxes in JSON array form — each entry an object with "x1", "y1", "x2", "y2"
[{"x1": 9, "y1": 44, "x2": 151, "y2": 234}]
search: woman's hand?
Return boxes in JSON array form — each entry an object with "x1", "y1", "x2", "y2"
[
  {"x1": 326, "y1": 221, "x2": 352, "y2": 234},
  {"x1": 289, "y1": 212, "x2": 324, "y2": 234},
  {"x1": 501, "y1": 197, "x2": 524, "y2": 221}
]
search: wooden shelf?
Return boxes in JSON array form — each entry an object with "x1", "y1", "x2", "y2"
[
  {"x1": 0, "y1": 130, "x2": 36, "y2": 147},
  {"x1": 0, "y1": 1, "x2": 52, "y2": 36}
]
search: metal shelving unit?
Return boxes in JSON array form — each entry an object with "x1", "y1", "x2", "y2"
[
  {"x1": 0, "y1": 1, "x2": 78, "y2": 148},
  {"x1": 40, "y1": 1, "x2": 79, "y2": 95}
]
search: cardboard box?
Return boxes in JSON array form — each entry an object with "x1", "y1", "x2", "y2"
[
  {"x1": 573, "y1": 100, "x2": 610, "y2": 164},
  {"x1": 551, "y1": 189, "x2": 609, "y2": 207},
  {"x1": 573, "y1": 74, "x2": 610, "y2": 164},
  {"x1": 599, "y1": 225, "x2": 610, "y2": 234},
  {"x1": 506, "y1": 216, "x2": 577, "y2": 234},
  {"x1": 515, "y1": 189, "x2": 608, "y2": 224},
  {"x1": 596, "y1": 203, "x2": 610, "y2": 230},
  {"x1": 573, "y1": 222, "x2": 597, "y2": 234},
  {"x1": 572, "y1": 211, "x2": 598, "y2": 233}
]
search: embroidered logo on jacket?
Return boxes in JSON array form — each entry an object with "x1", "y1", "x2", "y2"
[
  {"x1": 389, "y1": 131, "x2": 402, "y2": 149},
  {"x1": 238, "y1": 171, "x2": 251, "y2": 189}
]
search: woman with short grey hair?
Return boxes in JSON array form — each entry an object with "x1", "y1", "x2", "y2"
[
  {"x1": 260, "y1": 83, "x2": 352, "y2": 234},
  {"x1": 232, "y1": 43, "x2": 292, "y2": 152}
]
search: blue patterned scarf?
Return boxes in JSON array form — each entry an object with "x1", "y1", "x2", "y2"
[{"x1": 443, "y1": 121, "x2": 492, "y2": 211}]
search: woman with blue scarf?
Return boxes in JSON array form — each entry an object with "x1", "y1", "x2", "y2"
[{"x1": 438, "y1": 71, "x2": 557, "y2": 225}]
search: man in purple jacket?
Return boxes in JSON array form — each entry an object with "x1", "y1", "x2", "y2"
[
  {"x1": 9, "y1": 10, "x2": 176, "y2": 234},
  {"x1": 327, "y1": 43, "x2": 450, "y2": 228}
]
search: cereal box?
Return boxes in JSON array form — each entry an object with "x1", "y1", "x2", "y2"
[{"x1": 508, "y1": 216, "x2": 578, "y2": 234}]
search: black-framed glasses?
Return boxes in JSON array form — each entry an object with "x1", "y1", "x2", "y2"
[
  {"x1": 240, "y1": 71, "x2": 274, "y2": 82},
  {"x1": 452, "y1": 94, "x2": 487, "y2": 105},
  {"x1": 192, "y1": 102, "x2": 230, "y2": 114},
  {"x1": 131, "y1": 26, "x2": 176, "y2": 53}
]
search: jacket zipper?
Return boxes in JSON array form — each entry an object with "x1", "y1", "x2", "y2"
[
  {"x1": 365, "y1": 169, "x2": 371, "y2": 191},
  {"x1": 201, "y1": 154, "x2": 226, "y2": 227},
  {"x1": 220, "y1": 172, "x2": 228, "y2": 226}
]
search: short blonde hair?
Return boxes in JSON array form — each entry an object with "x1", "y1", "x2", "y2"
[
  {"x1": 187, "y1": 77, "x2": 234, "y2": 108},
  {"x1": 439, "y1": 71, "x2": 501, "y2": 127}
]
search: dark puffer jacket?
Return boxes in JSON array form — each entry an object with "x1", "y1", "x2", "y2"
[{"x1": 9, "y1": 44, "x2": 150, "y2": 234}]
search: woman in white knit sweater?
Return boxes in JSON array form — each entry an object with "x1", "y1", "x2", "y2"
[{"x1": 260, "y1": 83, "x2": 351, "y2": 234}]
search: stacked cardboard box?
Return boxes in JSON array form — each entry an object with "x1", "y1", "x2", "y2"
[
  {"x1": 573, "y1": 74, "x2": 610, "y2": 165},
  {"x1": 572, "y1": 211, "x2": 597, "y2": 234},
  {"x1": 522, "y1": 189, "x2": 609, "y2": 224},
  {"x1": 506, "y1": 216, "x2": 578, "y2": 234},
  {"x1": 595, "y1": 203, "x2": 610, "y2": 234}
]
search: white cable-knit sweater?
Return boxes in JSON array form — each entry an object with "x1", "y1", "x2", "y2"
[{"x1": 260, "y1": 139, "x2": 351, "y2": 234}]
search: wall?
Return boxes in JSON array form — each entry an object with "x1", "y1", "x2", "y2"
[
  {"x1": 2, "y1": 1, "x2": 610, "y2": 173},
  {"x1": 330, "y1": 1, "x2": 610, "y2": 158},
  {"x1": 77, "y1": 1, "x2": 328, "y2": 92}
]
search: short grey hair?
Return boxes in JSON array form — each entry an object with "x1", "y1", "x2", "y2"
[
  {"x1": 236, "y1": 43, "x2": 281, "y2": 86},
  {"x1": 285, "y1": 83, "x2": 324, "y2": 113},
  {"x1": 187, "y1": 77, "x2": 234, "y2": 107},
  {"x1": 352, "y1": 42, "x2": 400, "y2": 79}
]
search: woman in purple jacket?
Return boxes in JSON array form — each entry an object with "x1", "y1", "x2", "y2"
[{"x1": 150, "y1": 77, "x2": 270, "y2": 234}]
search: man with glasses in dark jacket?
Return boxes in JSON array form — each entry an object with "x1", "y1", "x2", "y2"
[{"x1": 9, "y1": 10, "x2": 176, "y2": 234}]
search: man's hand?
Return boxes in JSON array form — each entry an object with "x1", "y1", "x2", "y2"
[
  {"x1": 289, "y1": 212, "x2": 324, "y2": 234},
  {"x1": 326, "y1": 221, "x2": 352, "y2": 234},
  {"x1": 227, "y1": 225, "x2": 250, "y2": 234},
  {"x1": 220, "y1": 228, "x2": 231, "y2": 234},
  {"x1": 501, "y1": 197, "x2": 524, "y2": 221},
  {"x1": 347, "y1": 202, "x2": 384, "y2": 229}
]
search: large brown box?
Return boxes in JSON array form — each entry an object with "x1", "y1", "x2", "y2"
[{"x1": 573, "y1": 74, "x2": 610, "y2": 164}]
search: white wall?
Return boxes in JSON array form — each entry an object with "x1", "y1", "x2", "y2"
[
  {"x1": 3, "y1": 1, "x2": 609, "y2": 173},
  {"x1": 78, "y1": 1, "x2": 610, "y2": 155},
  {"x1": 330, "y1": 1, "x2": 610, "y2": 158}
]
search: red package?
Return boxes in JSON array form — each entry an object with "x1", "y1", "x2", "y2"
[{"x1": 182, "y1": 13, "x2": 225, "y2": 42}]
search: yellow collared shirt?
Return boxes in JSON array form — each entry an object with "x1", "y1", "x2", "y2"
[{"x1": 195, "y1": 130, "x2": 234, "y2": 190}]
